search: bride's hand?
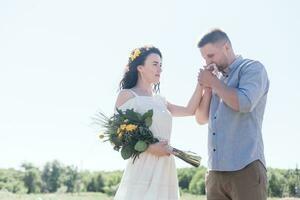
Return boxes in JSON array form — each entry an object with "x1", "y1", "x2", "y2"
[
  {"x1": 204, "y1": 87, "x2": 212, "y2": 93},
  {"x1": 147, "y1": 141, "x2": 171, "y2": 157}
]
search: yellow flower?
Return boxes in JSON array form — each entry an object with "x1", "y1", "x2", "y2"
[
  {"x1": 130, "y1": 49, "x2": 141, "y2": 61},
  {"x1": 125, "y1": 124, "x2": 138, "y2": 132},
  {"x1": 119, "y1": 124, "x2": 127, "y2": 131},
  {"x1": 118, "y1": 131, "x2": 124, "y2": 138},
  {"x1": 117, "y1": 124, "x2": 137, "y2": 138}
]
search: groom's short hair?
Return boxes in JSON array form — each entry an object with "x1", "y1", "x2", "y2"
[{"x1": 197, "y1": 29, "x2": 231, "y2": 48}]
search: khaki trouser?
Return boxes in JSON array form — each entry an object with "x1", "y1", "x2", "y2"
[{"x1": 206, "y1": 160, "x2": 267, "y2": 200}]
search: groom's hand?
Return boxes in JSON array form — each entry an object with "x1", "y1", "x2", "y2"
[{"x1": 198, "y1": 69, "x2": 217, "y2": 88}]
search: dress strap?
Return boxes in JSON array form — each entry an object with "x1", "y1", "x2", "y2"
[{"x1": 129, "y1": 89, "x2": 138, "y2": 97}]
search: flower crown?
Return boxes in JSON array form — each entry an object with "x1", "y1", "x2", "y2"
[{"x1": 130, "y1": 49, "x2": 141, "y2": 62}]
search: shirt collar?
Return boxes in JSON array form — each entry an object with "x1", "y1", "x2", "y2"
[{"x1": 222, "y1": 55, "x2": 243, "y2": 77}]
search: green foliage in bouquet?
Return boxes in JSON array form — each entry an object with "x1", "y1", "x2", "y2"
[
  {"x1": 96, "y1": 108, "x2": 201, "y2": 167},
  {"x1": 97, "y1": 108, "x2": 158, "y2": 162}
]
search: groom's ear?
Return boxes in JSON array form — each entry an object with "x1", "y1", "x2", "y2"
[{"x1": 224, "y1": 41, "x2": 232, "y2": 51}]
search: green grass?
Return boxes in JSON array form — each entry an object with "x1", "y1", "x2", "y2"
[
  {"x1": 0, "y1": 193, "x2": 111, "y2": 200},
  {"x1": 0, "y1": 192, "x2": 298, "y2": 200}
]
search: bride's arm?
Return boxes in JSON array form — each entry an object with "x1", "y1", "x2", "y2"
[
  {"x1": 167, "y1": 83, "x2": 203, "y2": 117},
  {"x1": 147, "y1": 141, "x2": 170, "y2": 157},
  {"x1": 195, "y1": 87, "x2": 212, "y2": 124}
]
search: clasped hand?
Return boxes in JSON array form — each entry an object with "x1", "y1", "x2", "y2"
[{"x1": 198, "y1": 64, "x2": 218, "y2": 88}]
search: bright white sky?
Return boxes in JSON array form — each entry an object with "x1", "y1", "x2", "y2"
[{"x1": 1, "y1": 0, "x2": 299, "y2": 171}]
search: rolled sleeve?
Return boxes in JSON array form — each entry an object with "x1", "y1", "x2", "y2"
[{"x1": 237, "y1": 62, "x2": 269, "y2": 113}]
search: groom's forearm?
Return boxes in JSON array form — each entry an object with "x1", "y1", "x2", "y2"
[{"x1": 212, "y1": 78, "x2": 239, "y2": 112}]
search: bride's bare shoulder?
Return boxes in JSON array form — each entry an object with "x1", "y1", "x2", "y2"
[{"x1": 115, "y1": 89, "x2": 135, "y2": 108}]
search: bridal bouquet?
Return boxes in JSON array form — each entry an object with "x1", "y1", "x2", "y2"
[{"x1": 95, "y1": 108, "x2": 201, "y2": 167}]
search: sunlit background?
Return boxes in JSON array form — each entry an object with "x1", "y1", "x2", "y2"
[{"x1": 1, "y1": 0, "x2": 299, "y2": 171}]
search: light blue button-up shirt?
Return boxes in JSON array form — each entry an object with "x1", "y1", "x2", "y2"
[{"x1": 208, "y1": 56, "x2": 269, "y2": 171}]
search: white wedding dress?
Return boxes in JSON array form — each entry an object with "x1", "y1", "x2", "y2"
[{"x1": 114, "y1": 89, "x2": 179, "y2": 200}]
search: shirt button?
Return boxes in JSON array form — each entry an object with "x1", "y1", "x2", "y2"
[
  {"x1": 214, "y1": 116, "x2": 217, "y2": 119},
  {"x1": 213, "y1": 149, "x2": 216, "y2": 152},
  {"x1": 213, "y1": 132, "x2": 216, "y2": 135}
]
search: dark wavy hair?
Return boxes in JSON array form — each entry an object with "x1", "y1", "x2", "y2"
[{"x1": 119, "y1": 46, "x2": 162, "y2": 93}]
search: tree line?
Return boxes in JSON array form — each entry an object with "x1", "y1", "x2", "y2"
[{"x1": 0, "y1": 160, "x2": 299, "y2": 198}]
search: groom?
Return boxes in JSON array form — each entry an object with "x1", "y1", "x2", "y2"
[{"x1": 195, "y1": 29, "x2": 269, "y2": 200}]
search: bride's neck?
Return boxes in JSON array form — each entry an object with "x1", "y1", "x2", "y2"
[{"x1": 134, "y1": 81, "x2": 153, "y2": 96}]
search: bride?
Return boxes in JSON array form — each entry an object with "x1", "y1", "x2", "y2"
[{"x1": 114, "y1": 45, "x2": 203, "y2": 200}]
